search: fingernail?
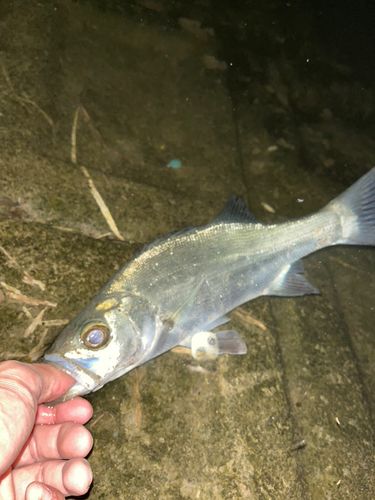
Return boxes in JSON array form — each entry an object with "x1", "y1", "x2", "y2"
[{"x1": 26, "y1": 482, "x2": 52, "y2": 500}]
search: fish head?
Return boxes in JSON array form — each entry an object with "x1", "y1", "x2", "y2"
[{"x1": 41, "y1": 293, "x2": 160, "y2": 402}]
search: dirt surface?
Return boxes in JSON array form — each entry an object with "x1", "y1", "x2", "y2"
[{"x1": 0, "y1": 1, "x2": 374, "y2": 499}]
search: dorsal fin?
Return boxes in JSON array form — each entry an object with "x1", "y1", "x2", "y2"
[
  {"x1": 132, "y1": 195, "x2": 256, "y2": 262},
  {"x1": 213, "y1": 194, "x2": 257, "y2": 223},
  {"x1": 132, "y1": 226, "x2": 196, "y2": 259}
]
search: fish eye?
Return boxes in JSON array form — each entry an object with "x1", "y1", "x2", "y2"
[{"x1": 81, "y1": 323, "x2": 110, "y2": 349}]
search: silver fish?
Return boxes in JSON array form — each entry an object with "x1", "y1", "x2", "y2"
[{"x1": 42, "y1": 168, "x2": 375, "y2": 400}]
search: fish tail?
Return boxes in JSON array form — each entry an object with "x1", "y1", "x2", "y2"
[{"x1": 326, "y1": 167, "x2": 375, "y2": 245}]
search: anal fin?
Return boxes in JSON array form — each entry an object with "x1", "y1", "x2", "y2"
[
  {"x1": 191, "y1": 330, "x2": 247, "y2": 360},
  {"x1": 267, "y1": 260, "x2": 320, "y2": 297}
]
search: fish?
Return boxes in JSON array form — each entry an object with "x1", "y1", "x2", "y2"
[{"x1": 41, "y1": 168, "x2": 375, "y2": 401}]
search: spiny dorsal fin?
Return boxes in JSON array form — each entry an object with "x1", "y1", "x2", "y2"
[
  {"x1": 133, "y1": 195, "x2": 256, "y2": 262},
  {"x1": 213, "y1": 194, "x2": 257, "y2": 223}
]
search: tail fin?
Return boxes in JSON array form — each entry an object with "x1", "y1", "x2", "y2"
[{"x1": 326, "y1": 167, "x2": 375, "y2": 245}]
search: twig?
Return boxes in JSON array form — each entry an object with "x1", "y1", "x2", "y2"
[
  {"x1": 80, "y1": 104, "x2": 109, "y2": 150},
  {"x1": 24, "y1": 307, "x2": 48, "y2": 338},
  {"x1": 171, "y1": 346, "x2": 191, "y2": 355},
  {"x1": 41, "y1": 319, "x2": 69, "y2": 327},
  {"x1": 5, "y1": 291, "x2": 57, "y2": 307},
  {"x1": 186, "y1": 363, "x2": 210, "y2": 374},
  {"x1": 261, "y1": 201, "x2": 276, "y2": 213},
  {"x1": 0, "y1": 57, "x2": 15, "y2": 92},
  {"x1": 22, "y1": 306, "x2": 33, "y2": 319},
  {"x1": 0, "y1": 352, "x2": 26, "y2": 360},
  {"x1": 22, "y1": 274, "x2": 46, "y2": 291},
  {"x1": 132, "y1": 369, "x2": 142, "y2": 428},
  {"x1": 88, "y1": 411, "x2": 116, "y2": 429},
  {"x1": 95, "y1": 232, "x2": 112, "y2": 239},
  {"x1": 232, "y1": 307, "x2": 267, "y2": 330},
  {"x1": 295, "y1": 383, "x2": 312, "y2": 408},
  {"x1": 328, "y1": 255, "x2": 357, "y2": 271},
  {"x1": 290, "y1": 439, "x2": 306, "y2": 451},
  {"x1": 0, "y1": 244, "x2": 46, "y2": 291},
  {"x1": 1, "y1": 281, "x2": 22, "y2": 295},
  {"x1": 19, "y1": 93, "x2": 54, "y2": 128},
  {"x1": 27, "y1": 328, "x2": 50, "y2": 362},
  {"x1": 52, "y1": 226, "x2": 75, "y2": 233},
  {"x1": 0, "y1": 281, "x2": 57, "y2": 307},
  {"x1": 81, "y1": 166, "x2": 124, "y2": 241},
  {"x1": 70, "y1": 105, "x2": 123, "y2": 239},
  {"x1": 0, "y1": 59, "x2": 55, "y2": 141},
  {"x1": 88, "y1": 412, "x2": 105, "y2": 429},
  {"x1": 71, "y1": 106, "x2": 80, "y2": 164}
]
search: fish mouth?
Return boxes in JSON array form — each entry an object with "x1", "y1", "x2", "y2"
[{"x1": 42, "y1": 353, "x2": 101, "y2": 404}]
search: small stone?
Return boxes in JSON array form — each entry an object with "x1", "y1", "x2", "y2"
[{"x1": 168, "y1": 159, "x2": 182, "y2": 169}]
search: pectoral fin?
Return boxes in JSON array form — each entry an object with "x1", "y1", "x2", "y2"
[
  {"x1": 163, "y1": 277, "x2": 205, "y2": 331},
  {"x1": 154, "y1": 278, "x2": 206, "y2": 354}
]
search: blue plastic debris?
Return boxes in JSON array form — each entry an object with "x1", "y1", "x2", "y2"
[{"x1": 167, "y1": 159, "x2": 182, "y2": 169}]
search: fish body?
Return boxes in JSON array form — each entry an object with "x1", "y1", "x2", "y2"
[{"x1": 42, "y1": 168, "x2": 375, "y2": 400}]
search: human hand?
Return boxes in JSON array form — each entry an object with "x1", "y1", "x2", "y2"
[{"x1": 0, "y1": 360, "x2": 93, "y2": 500}]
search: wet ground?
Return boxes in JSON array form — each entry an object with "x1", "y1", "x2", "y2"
[{"x1": 0, "y1": 0, "x2": 375, "y2": 498}]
